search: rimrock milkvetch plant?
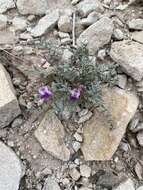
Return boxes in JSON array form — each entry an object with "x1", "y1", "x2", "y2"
[{"x1": 38, "y1": 43, "x2": 117, "y2": 118}]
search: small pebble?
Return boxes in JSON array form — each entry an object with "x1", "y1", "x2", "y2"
[
  {"x1": 80, "y1": 165, "x2": 91, "y2": 178},
  {"x1": 69, "y1": 168, "x2": 81, "y2": 181}
]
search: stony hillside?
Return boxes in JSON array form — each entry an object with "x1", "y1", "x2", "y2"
[{"x1": 0, "y1": 0, "x2": 143, "y2": 190}]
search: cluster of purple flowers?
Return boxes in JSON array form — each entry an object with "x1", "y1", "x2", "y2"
[{"x1": 39, "y1": 86, "x2": 81, "y2": 101}]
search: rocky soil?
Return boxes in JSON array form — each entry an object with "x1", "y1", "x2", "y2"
[{"x1": 0, "y1": 0, "x2": 143, "y2": 190}]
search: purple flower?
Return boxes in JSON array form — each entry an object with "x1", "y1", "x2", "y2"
[
  {"x1": 39, "y1": 86, "x2": 53, "y2": 101},
  {"x1": 70, "y1": 88, "x2": 81, "y2": 101}
]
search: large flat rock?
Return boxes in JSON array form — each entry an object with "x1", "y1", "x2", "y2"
[
  {"x1": 81, "y1": 88, "x2": 139, "y2": 161},
  {"x1": 0, "y1": 64, "x2": 21, "y2": 128},
  {"x1": 110, "y1": 40, "x2": 143, "y2": 81},
  {"x1": 0, "y1": 141, "x2": 22, "y2": 190},
  {"x1": 17, "y1": 0, "x2": 71, "y2": 15},
  {"x1": 77, "y1": 17, "x2": 114, "y2": 55},
  {"x1": 31, "y1": 10, "x2": 59, "y2": 37},
  {"x1": 16, "y1": 0, "x2": 48, "y2": 15},
  {"x1": 35, "y1": 110, "x2": 70, "y2": 161}
]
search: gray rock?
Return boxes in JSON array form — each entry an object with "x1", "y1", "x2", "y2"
[
  {"x1": 97, "y1": 49, "x2": 106, "y2": 60},
  {"x1": 0, "y1": 0, "x2": 15, "y2": 13},
  {"x1": 77, "y1": 17, "x2": 114, "y2": 55},
  {"x1": 16, "y1": 0, "x2": 48, "y2": 15},
  {"x1": 113, "y1": 179, "x2": 135, "y2": 190},
  {"x1": 77, "y1": 0, "x2": 104, "y2": 17},
  {"x1": 0, "y1": 14, "x2": 7, "y2": 30},
  {"x1": 110, "y1": 40, "x2": 143, "y2": 81},
  {"x1": 113, "y1": 29, "x2": 124, "y2": 40},
  {"x1": 58, "y1": 32, "x2": 70, "y2": 39},
  {"x1": 35, "y1": 110, "x2": 70, "y2": 161},
  {"x1": 71, "y1": 0, "x2": 81, "y2": 5},
  {"x1": 128, "y1": 114, "x2": 139, "y2": 132},
  {"x1": 69, "y1": 168, "x2": 81, "y2": 181},
  {"x1": 131, "y1": 31, "x2": 143, "y2": 44},
  {"x1": 135, "y1": 162, "x2": 143, "y2": 180},
  {"x1": 0, "y1": 141, "x2": 22, "y2": 190},
  {"x1": 72, "y1": 141, "x2": 81, "y2": 152},
  {"x1": 128, "y1": 18, "x2": 143, "y2": 30},
  {"x1": 31, "y1": 10, "x2": 59, "y2": 37},
  {"x1": 137, "y1": 131, "x2": 143, "y2": 146},
  {"x1": 11, "y1": 118, "x2": 23, "y2": 128},
  {"x1": 12, "y1": 17, "x2": 27, "y2": 31},
  {"x1": 74, "y1": 132, "x2": 83, "y2": 142},
  {"x1": 81, "y1": 88, "x2": 139, "y2": 160},
  {"x1": 137, "y1": 187, "x2": 143, "y2": 190},
  {"x1": 131, "y1": 123, "x2": 143, "y2": 133},
  {"x1": 42, "y1": 177, "x2": 61, "y2": 190},
  {"x1": 61, "y1": 38, "x2": 72, "y2": 45},
  {"x1": 97, "y1": 171, "x2": 122, "y2": 188},
  {"x1": 80, "y1": 12, "x2": 99, "y2": 26},
  {"x1": 0, "y1": 29, "x2": 16, "y2": 44},
  {"x1": 0, "y1": 64, "x2": 21, "y2": 128},
  {"x1": 80, "y1": 165, "x2": 91, "y2": 178},
  {"x1": 117, "y1": 74, "x2": 127, "y2": 89},
  {"x1": 58, "y1": 15, "x2": 72, "y2": 33},
  {"x1": 78, "y1": 111, "x2": 92, "y2": 124}
]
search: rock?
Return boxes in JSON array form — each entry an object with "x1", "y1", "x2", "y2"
[
  {"x1": 80, "y1": 165, "x2": 91, "y2": 178},
  {"x1": 0, "y1": 29, "x2": 16, "y2": 44},
  {"x1": 20, "y1": 32, "x2": 32, "y2": 40},
  {"x1": 80, "y1": 12, "x2": 99, "y2": 26},
  {"x1": 97, "y1": 171, "x2": 122, "y2": 188},
  {"x1": 137, "y1": 131, "x2": 143, "y2": 146},
  {"x1": 113, "y1": 179, "x2": 135, "y2": 190},
  {"x1": 0, "y1": 141, "x2": 22, "y2": 190},
  {"x1": 42, "y1": 177, "x2": 61, "y2": 190},
  {"x1": 11, "y1": 118, "x2": 23, "y2": 128},
  {"x1": 131, "y1": 31, "x2": 143, "y2": 44},
  {"x1": 77, "y1": 17, "x2": 113, "y2": 55},
  {"x1": 78, "y1": 111, "x2": 92, "y2": 124},
  {"x1": 81, "y1": 87, "x2": 139, "y2": 161},
  {"x1": 77, "y1": 0, "x2": 104, "y2": 17},
  {"x1": 69, "y1": 168, "x2": 81, "y2": 181},
  {"x1": 135, "y1": 162, "x2": 143, "y2": 180},
  {"x1": 58, "y1": 32, "x2": 70, "y2": 39},
  {"x1": 117, "y1": 74, "x2": 127, "y2": 89},
  {"x1": 110, "y1": 40, "x2": 143, "y2": 81},
  {"x1": 128, "y1": 114, "x2": 139, "y2": 132},
  {"x1": 97, "y1": 49, "x2": 106, "y2": 60},
  {"x1": 71, "y1": 0, "x2": 80, "y2": 5},
  {"x1": 74, "y1": 132, "x2": 83, "y2": 142},
  {"x1": 0, "y1": 64, "x2": 21, "y2": 128},
  {"x1": 58, "y1": 15, "x2": 72, "y2": 33},
  {"x1": 0, "y1": 14, "x2": 7, "y2": 30},
  {"x1": 34, "y1": 110, "x2": 70, "y2": 161},
  {"x1": 72, "y1": 141, "x2": 81, "y2": 152},
  {"x1": 0, "y1": 0, "x2": 15, "y2": 13},
  {"x1": 131, "y1": 123, "x2": 143, "y2": 133},
  {"x1": 137, "y1": 187, "x2": 143, "y2": 190},
  {"x1": 16, "y1": 0, "x2": 48, "y2": 15},
  {"x1": 113, "y1": 29, "x2": 124, "y2": 40},
  {"x1": 31, "y1": 10, "x2": 59, "y2": 37},
  {"x1": 128, "y1": 18, "x2": 143, "y2": 30},
  {"x1": 12, "y1": 17, "x2": 27, "y2": 31},
  {"x1": 61, "y1": 38, "x2": 72, "y2": 45},
  {"x1": 62, "y1": 178, "x2": 70, "y2": 186}
]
